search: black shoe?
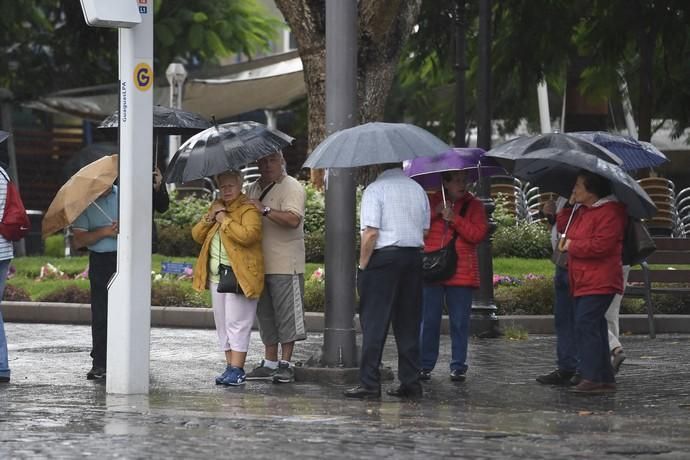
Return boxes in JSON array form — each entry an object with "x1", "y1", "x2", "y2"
[
  {"x1": 536, "y1": 369, "x2": 574, "y2": 385},
  {"x1": 450, "y1": 369, "x2": 466, "y2": 382},
  {"x1": 343, "y1": 386, "x2": 381, "y2": 400},
  {"x1": 0, "y1": 376, "x2": 9, "y2": 383},
  {"x1": 86, "y1": 366, "x2": 106, "y2": 380},
  {"x1": 569, "y1": 372, "x2": 582, "y2": 386},
  {"x1": 386, "y1": 385, "x2": 423, "y2": 399},
  {"x1": 419, "y1": 369, "x2": 431, "y2": 381}
]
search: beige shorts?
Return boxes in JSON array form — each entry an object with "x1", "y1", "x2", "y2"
[{"x1": 256, "y1": 274, "x2": 307, "y2": 345}]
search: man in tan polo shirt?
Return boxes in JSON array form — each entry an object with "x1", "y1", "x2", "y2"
[{"x1": 245, "y1": 151, "x2": 306, "y2": 383}]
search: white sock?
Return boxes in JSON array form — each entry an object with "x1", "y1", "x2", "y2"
[{"x1": 263, "y1": 359, "x2": 279, "y2": 369}]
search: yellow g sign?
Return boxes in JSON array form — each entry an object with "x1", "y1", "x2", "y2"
[{"x1": 134, "y1": 63, "x2": 153, "y2": 91}]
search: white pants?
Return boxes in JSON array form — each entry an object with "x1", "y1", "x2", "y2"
[
  {"x1": 211, "y1": 282, "x2": 258, "y2": 352},
  {"x1": 606, "y1": 265, "x2": 631, "y2": 351}
]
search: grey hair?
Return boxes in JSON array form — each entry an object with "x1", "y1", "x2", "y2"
[{"x1": 214, "y1": 169, "x2": 244, "y2": 184}]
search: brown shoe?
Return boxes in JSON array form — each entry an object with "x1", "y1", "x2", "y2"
[{"x1": 572, "y1": 379, "x2": 616, "y2": 394}]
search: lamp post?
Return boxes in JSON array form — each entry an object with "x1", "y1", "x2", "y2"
[
  {"x1": 165, "y1": 62, "x2": 187, "y2": 164},
  {"x1": 473, "y1": 0, "x2": 499, "y2": 337}
]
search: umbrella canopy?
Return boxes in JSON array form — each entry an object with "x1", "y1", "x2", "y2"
[
  {"x1": 404, "y1": 147, "x2": 506, "y2": 189},
  {"x1": 63, "y1": 142, "x2": 118, "y2": 179},
  {"x1": 302, "y1": 122, "x2": 449, "y2": 169},
  {"x1": 0, "y1": 130, "x2": 8, "y2": 144},
  {"x1": 568, "y1": 131, "x2": 668, "y2": 171},
  {"x1": 164, "y1": 121, "x2": 294, "y2": 184},
  {"x1": 500, "y1": 150, "x2": 656, "y2": 219},
  {"x1": 488, "y1": 133, "x2": 624, "y2": 167},
  {"x1": 98, "y1": 105, "x2": 211, "y2": 135},
  {"x1": 42, "y1": 154, "x2": 119, "y2": 237}
]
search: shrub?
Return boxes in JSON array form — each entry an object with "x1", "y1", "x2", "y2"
[
  {"x1": 3, "y1": 284, "x2": 31, "y2": 301},
  {"x1": 495, "y1": 277, "x2": 553, "y2": 315},
  {"x1": 305, "y1": 230, "x2": 325, "y2": 263},
  {"x1": 492, "y1": 222, "x2": 551, "y2": 258},
  {"x1": 155, "y1": 191, "x2": 209, "y2": 228},
  {"x1": 303, "y1": 278, "x2": 325, "y2": 312},
  {"x1": 38, "y1": 285, "x2": 91, "y2": 303},
  {"x1": 151, "y1": 281, "x2": 208, "y2": 308},
  {"x1": 304, "y1": 182, "x2": 325, "y2": 235},
  {"x1": 44, "y1": 234, "x2": 65, "y2": 258},
  {"x1": 157, "y1": 224, "x2": 201, "y2": 257},
  {"x1": 492, "y1": 194, "x2": 517, "y2": 228}
]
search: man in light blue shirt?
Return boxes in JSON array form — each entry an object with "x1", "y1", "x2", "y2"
[
  {"x1": 344, "y1": 163, "x2": 430, "y2": 400},
  {"x1": 72, "y1": 185, "x2": 118, "y2": 380}
]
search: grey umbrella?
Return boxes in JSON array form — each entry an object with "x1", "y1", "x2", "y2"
[
  {"x1": 498, "y1": 149, "x2": 657, "y2": 219},
  {"x1": 0, "y1": 130, "x2": 8, "y2": 144},
  {"x1": 164, "y1": 121, "x2": 294, "y2": 184},
  {"x1": 302, "y1": 122, "x2": 449, "y2": 169},
  {"x1": 98, "y1": 105, "x2": 211, "y2": 135}
]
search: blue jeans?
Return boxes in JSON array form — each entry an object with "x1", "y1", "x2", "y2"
[
  {"x1": 420, "y1": 284, "x2": 473, "y2": 373},
  {"x1": 574, "y1": 294, "x2": 615, "y2": 383},
  {"x1": 0, "y1": 258, "x2": 12, "y2": 379},
  {"x1": 553, "y1": 266, "x2": 577, "y2": 372}
]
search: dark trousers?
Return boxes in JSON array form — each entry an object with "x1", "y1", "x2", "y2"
[
  {"x1": 574, "y1": 294, "x2": 615, "y2": 383},
  {"x1": 554, "y1": 266, "x2": 578, "y2": 372},
  {"x1": 358, "y1": 247, "x2": 422, "y2": 390},
  {"x1": 89, "y1": 251, "x2": 117, "y2": 368}
]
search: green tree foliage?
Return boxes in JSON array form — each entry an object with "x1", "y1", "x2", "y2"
[{"x1": 0, "y1": 0, "x2": 282, "y2": 101}]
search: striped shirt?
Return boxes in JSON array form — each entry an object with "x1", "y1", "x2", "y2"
[
  {"x1": 0, "y1": 167, "x2": 13, "y2": 261},
  {"x1": 360, "y1": 168, "x2": 430, "y2": 249}
]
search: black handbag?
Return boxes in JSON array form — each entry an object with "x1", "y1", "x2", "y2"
[
  {"x1": 422, "y1": 201, "x2": 470, "y2": 282},
  {"x1": 215, "y1": 235, "x2": 244, "y2": 295},
  {"x1": 622, "y1": 218, "x2": 656, "y2": 266}
]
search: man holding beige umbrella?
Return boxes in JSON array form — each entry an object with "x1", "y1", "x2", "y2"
[{"x1": 42, "y1": 154, "x2": 119, "y2": 380}]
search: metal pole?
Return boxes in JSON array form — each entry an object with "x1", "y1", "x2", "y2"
[
  {"x1": 454, "y1": 0, "x2": 467, "y2": 147},
  {"x1": 537, "y1": 81, "x2": 551, "y2": 134},
  {"x1": 165, "y1": 63, "x2": 187, "y2": 165},
  {"x1": 322, "y1": 0, "x2": 358, "y2": 367},
  {"x1": 474, "y1": 0, "x2": 498, "y2": 337},
  {"x1": 106, "y1": 5, "x2": 154, "y2": 394}
]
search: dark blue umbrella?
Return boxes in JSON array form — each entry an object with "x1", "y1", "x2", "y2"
[{"x1": 569, "y1": 131, "x2": 668, "y2": 171}]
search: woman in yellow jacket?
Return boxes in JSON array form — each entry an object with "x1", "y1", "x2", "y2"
[{"x1": 192, "y1": 170, "x2": 263, "y2": 386}]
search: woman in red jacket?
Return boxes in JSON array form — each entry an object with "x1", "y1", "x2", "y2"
[
  {"x1": 419, "y1": 170, "x2": 488, "y2": 382},
  {"x1": 557, "y1": 170, "x2": 627, "y2": 393}
]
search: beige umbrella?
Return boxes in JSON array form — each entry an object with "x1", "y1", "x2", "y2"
[{"x1": 42, "y1": 154, "x2": 118, "y2": 238}]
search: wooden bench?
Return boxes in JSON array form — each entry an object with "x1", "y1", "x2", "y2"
[{"x1": 626, "y1": 237, "x2": 690, "y2": 338}]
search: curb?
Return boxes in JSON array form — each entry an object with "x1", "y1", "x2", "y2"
[{"x1": 2, "y1": 301, "x2": 689, "y2": 335}]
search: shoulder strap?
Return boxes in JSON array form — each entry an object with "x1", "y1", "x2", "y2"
[{"x1": 259, "y1": 182, "x2": 276, "y2": 201}]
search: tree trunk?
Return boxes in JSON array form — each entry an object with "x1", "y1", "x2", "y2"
[
  {"x1": 637, "y1": 21, "x2": 655, "y2": 142},
  {"x1": 276, "y1": 0, "x2": 421, "y2": 188}
]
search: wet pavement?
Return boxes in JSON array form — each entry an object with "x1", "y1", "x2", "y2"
[{"x1": 1, "y1": 323, "x2": 689, "y2": 459}]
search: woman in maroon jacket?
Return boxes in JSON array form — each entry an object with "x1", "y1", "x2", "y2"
[
  {"x1": 557, "y1": 170, "x2": 627, "y2": 393},
  {"x1": 419, "y1": 170, "x2": 488, "y2": 382}
]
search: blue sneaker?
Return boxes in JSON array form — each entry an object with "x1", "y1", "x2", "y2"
[
  {"x1": 221, "y1": 367, "x2": 246, "y2": 386},
  {"x1": 215, "y1": 365, "x2": 232, "y2": 385}
]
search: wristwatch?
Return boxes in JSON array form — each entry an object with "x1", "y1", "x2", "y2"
[{"x1": 262, "y1": 206, "x2": 272, "y2": 216}]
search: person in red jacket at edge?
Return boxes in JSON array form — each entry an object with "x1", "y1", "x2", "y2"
[
  {"x1": 419, "y1": 170, "x2": 488, "y2": 383},
  {"x1": 556, "y1": 170, "x2": 627, "y2": 394}
]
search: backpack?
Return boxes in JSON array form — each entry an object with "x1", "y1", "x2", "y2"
[
  {"x1": 621, "y1": 217, "x2": 656, "y2": 266},
  {"x1": 0, "y1": 168, "x2": 31, "y2": 241}
]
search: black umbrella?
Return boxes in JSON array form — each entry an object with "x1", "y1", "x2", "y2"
[
  {"x1": 164, "y1": 121, "x2": 294, "y2": 184},
  {"x1": 495, "y1": 149, "x2": 657, "y2": 219},
  {"x1": 98, "y1": 105, "x2": 211, "y2": 135},
  {"x1": 488, "y1": 133, "x2": 624, "y2": 167},
  {"x1": 62, "y1": 142, "x2": 118, "y2": 180}
]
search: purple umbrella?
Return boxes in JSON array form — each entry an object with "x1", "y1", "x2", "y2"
[{"x1": 404, "y1": 147, "x2": 506, "y2": 204}]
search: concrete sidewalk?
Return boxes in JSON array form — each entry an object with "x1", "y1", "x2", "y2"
[{"x1": 1, "y1": 323, "x2": 689, "y2": 459}]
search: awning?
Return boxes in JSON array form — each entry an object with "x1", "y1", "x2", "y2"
[{"x1": 24, "y1": 51, "x2": 305, "y2": 122}]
